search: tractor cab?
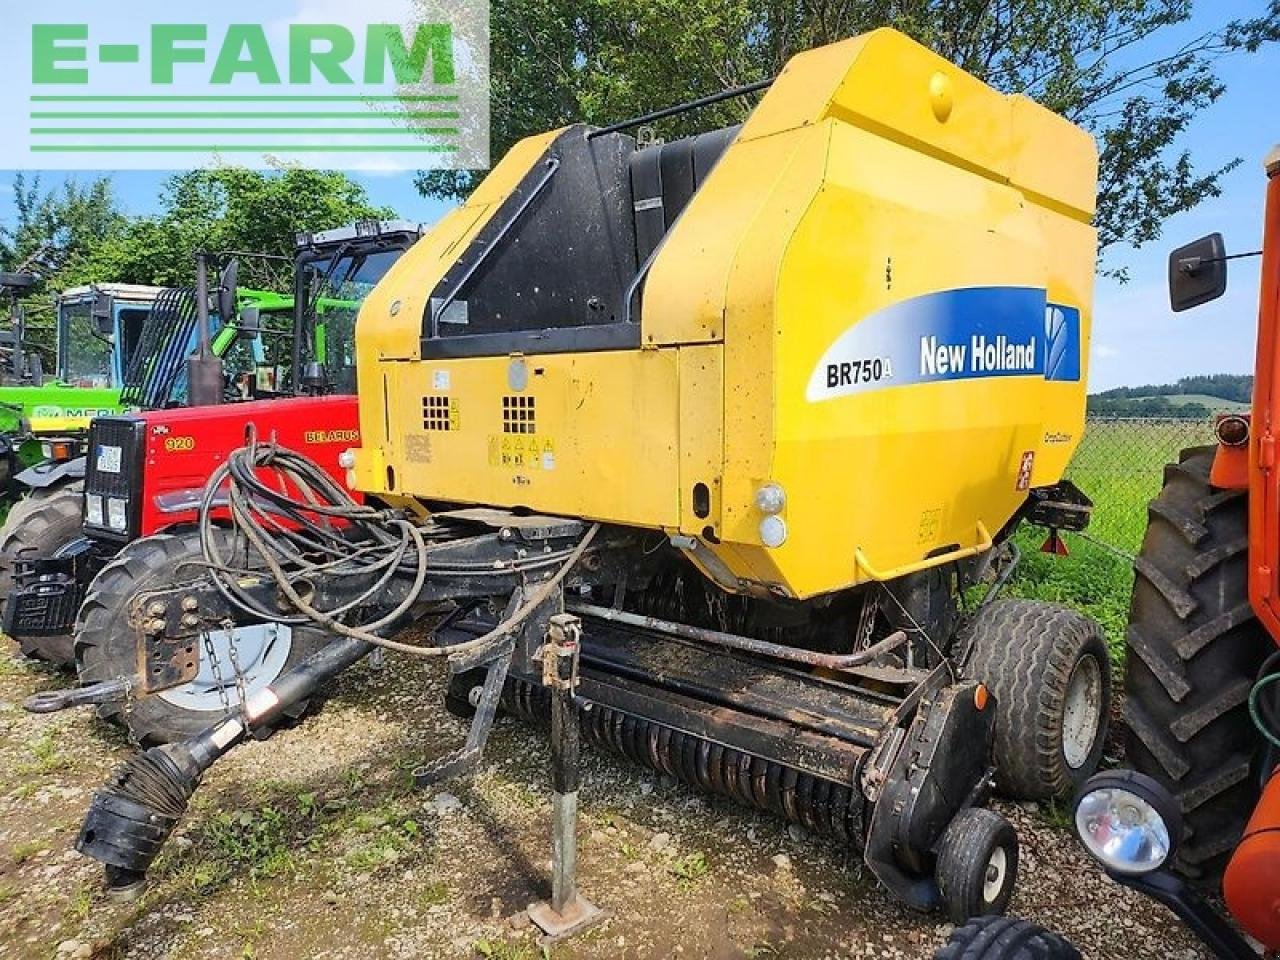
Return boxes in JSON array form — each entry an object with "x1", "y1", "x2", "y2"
[
  {"x1": 54, "y1": 284, "x2": 165, "y2": 391},
  {"x1": 1, "y1": 220, "x2": 425, "y2": 664},
  {"x1": 293, "y1": 220, "x2": 426, "y2": 395}
]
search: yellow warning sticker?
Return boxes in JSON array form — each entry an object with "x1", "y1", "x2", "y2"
[{"x1": 488, "y1": 434, "x2": 555, "y2": 471}]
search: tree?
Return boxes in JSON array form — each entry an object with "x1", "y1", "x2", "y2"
[
  {"x1": 0, "y1": 174, "x2": 127, "y2": 356},
  {"x1": 417, "y1": 0, "x2": 1280, "y2": 266},
  {"x1": 81, "y1": 166, "x2": 396, "y2": 291},
  {"x1": 0, "y1": 173, "x2": 125, "y2": 285}
]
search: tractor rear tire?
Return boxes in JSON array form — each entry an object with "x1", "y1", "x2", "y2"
[
  {"x1": 0, "y1": 482, "x2": 84, "y2": 666},
  {"x1": 75, "y1": 530, "x2": 329, "y2": 747},
  {"x1": 1124, "y1": 446, "x2": 1269, "y2": 883},
  {"x1": 963, "y1": 599, "x2": 1110, "y2": 800},
  {"x1": 933, "y1": 916, "x2": 1081, "y2": 960}
]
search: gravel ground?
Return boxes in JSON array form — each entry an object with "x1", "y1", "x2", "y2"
[{"x1": 0, "y1": 645, "x2": 1208, "y2": 960}]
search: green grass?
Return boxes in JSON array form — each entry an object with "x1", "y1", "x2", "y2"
[
  {"x1": 1063, "y1": 417, "x2": 1213, "y2": 554},
  {"x1": 473, "y1": 939, "x2": 548, "y2": 959},
  {"x1": 667, "y1": 851, "x2": 710, "y2": 886},
  {"x1": 16, "y1": 733, "x2": 71, "y2": 776},
  {"x1": 1008, "y1": 416, "x2": 1216, "y2": 666}
]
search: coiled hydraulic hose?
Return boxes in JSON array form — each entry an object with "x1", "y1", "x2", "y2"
[{"x1": 197, "y1": 436, "x2": 599, "y2": 659}]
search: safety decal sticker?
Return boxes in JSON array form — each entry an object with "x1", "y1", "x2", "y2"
[
  {"x1": 1016, "y1": 451, "x2": 1035, "y2": 491},
  {"x1": 806, "y1": 287, "x2": 1082, "y2": 402},
  {"x1": 488, "y1": 434, "x2": 555, "y2": 471}
]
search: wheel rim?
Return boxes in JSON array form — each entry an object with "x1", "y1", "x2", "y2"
[
  {"x1": 982, "y1": 846, "x2": 1008, "y2": 904},
  {"x1": 157, "y1": 622, "x2": 293, "y2": 712},
  {"x1": 1062, "y1": 653, "x2": 1104, "y2": 769}
]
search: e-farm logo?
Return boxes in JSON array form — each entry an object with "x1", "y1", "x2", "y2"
[{"x1": 7, "y1": 2, "x2": 490, "y2": 171}]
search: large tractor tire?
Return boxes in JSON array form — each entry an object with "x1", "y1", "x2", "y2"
[
  {"x1": 0, "y1": 482, "x2": 85, "y2": 666},
  {"x1": 76, "y1": 529, "x2": 329, "y2": 747},
  {"x1": 963, "y1": 599, "x2": 1110, "y2": 800},
  {"x1": 1124, "y1": 446, "x2": 1270, "y2": 883},
  {"x1": 933, "y1": 916, "x2": 1081, "y2": 960}
]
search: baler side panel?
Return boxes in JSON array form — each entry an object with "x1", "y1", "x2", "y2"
[{"x1": 381, "y1": 352, "x2": 683, "y2": 529}]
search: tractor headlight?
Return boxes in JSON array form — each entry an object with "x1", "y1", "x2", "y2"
[
  {"x1": 759, "y1": 515, "x2": 787, "y2": 548},
  {"x1": 85, "y1": 494, "x2": 105, "y2": 527},
  {"x1": 106, "y1": 497, "x2": 129, "y2": 532},
  {"x1": 338, "y1": 448, "x2": 357, "y2": 470},
  {"x1": 1074, "y1": 770, "x2": 1181, "y2": 876}
]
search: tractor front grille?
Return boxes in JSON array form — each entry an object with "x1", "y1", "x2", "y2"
[{"x1": 83, "y1": 416, "x2": 146, "y2": 542}]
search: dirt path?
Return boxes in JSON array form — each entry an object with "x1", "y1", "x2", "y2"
[{"x1": 0, "y1": 648, "x2": 1207, "y2": 960}]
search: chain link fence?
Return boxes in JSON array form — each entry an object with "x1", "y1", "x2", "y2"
[{"x1": 1065, "y1": 416, "x2": 1217, "y2": 556}]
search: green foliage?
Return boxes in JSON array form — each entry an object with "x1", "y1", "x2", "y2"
[
  {"x1": 1087, "y1": 395, "x2": 1211, "y2": 418},
  {"x1": 1093, "y1": 373, "x2": 1253, "y2": 404},
  {"x1": 79, "y1": 167, "x2": 395, "y2": 291},
  {"x1": 0, "y1": 173, "x2": 124, "y2": 282},
  {"x1": 0, "y1": 166, "x2": 394, "y2": 360},
  {"x1": 418, "y1": 0, "x2": 1279, "y2": 264}
]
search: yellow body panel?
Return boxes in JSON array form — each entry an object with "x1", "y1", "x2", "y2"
[{"x1": 353, "y1": 28, "x2": 1098, "y2": 600}]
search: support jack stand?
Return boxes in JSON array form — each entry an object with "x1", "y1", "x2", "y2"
[{"x1": 526, "y1": 614, "x2": 606, "y2": 942}]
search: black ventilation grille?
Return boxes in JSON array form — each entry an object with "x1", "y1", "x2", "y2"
[
  {"x1": 502, "y1": 395, "x2": 536, "y2": 434},
  {"x1": 422, "y1": 395, "x2": 458, "y2": 431}
]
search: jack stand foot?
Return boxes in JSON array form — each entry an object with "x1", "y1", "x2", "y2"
[
  {"x1": 526, "y1": 895, "x2": 606, "y2": 942},
  {"x1": 527, "y1": 613, "x2": 605, "y2": 944}
]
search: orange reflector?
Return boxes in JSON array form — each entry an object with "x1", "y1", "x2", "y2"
[
  {"x1": 50, "y1": 441, "x2": 72, "y2": 462},
  {"x1": 1040, "y1": 530, "x2": 1069, "y2": 556},
  {"x1": 973, "y1": 684, "x2": 989, "y2": 711}
]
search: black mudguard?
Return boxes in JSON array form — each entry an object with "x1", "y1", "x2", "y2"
[
  {"x1": 15, "y1": 454, "x2": 86, "y2": 490},
  {"x1": 864, "y1": 681, "x2": 996, "y2": 910}
]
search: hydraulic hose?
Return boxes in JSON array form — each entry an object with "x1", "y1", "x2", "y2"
[{"x1": 196, "y1": 437, "x2": 599, "y2": 659}]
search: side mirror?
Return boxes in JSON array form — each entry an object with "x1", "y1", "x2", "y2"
[
  {"x1": 238, "y1": 305, "x2": 261, "y2": 339},
  {"x1": 217, "y1": 258, "x2": 240, "y2": 323},
  {"x1": 92, "y1": 292, "x2": 115, "y2": 335},
  {"x1": 1169, "y1": 233, "x2": 1228, "y2": 312}
]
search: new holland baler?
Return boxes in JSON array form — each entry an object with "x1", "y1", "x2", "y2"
[{"x1": 59, "y1": 29, "x2": 1107, "y2": 930}]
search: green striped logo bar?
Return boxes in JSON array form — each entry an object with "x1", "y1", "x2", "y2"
[{"x1": 11, "y1": 3, "x2": 490, "y2": 171}]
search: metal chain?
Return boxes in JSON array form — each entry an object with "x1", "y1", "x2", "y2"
[
  {"x1": 222, "y1": 619, "x2": 250, "y2": 715},
  {"x1": 203, "y1": 628, "x2": 232, "y2": 716},
  {"x1": 854, "y1": 592, "x2": 879, "y2": 653}
]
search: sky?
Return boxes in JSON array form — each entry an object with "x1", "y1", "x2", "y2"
[{"x1": 0, "y1": 1, "x2": 1275, "y2": 393}]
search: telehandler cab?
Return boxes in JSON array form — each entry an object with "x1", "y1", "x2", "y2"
[{"x1": 50, "y1": 30, "x2": 1107, "y2": 930}]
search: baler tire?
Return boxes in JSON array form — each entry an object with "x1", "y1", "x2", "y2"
[
  {"x1": 933, "y1": 916, "x2": 1081, "y2": 960},
  {"x1": 0, "y1": 482, "x2": 85, "y2": 667},
  {"x1": 75, "y1": 530, "x2": 328, "y2": 747},
  {"x1": 962, "y1": 599, "x2": 1110, "y2": 800},
  {"x1": 1124, "y1": 445, "x2": 1269, "y2": 884},
  {"x1": 934, "y1": 807, "x2": 1018, "y2": 923}
]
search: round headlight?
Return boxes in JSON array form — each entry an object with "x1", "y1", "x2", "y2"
[{"x1": 1074, "y1": 770, "x2": 1182, "y2": 876}]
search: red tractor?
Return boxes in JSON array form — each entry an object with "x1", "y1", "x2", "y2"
[
  {"x1": 935, "y1": 146, "x2": 1280, "y2": 960},
  {"x1": 15, "y1": 221, "x2": 424, "y2": 745}
]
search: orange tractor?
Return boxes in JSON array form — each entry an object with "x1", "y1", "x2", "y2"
[{"x1": 936, "y1": 145, "x2": 1280, "y2": 960}]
